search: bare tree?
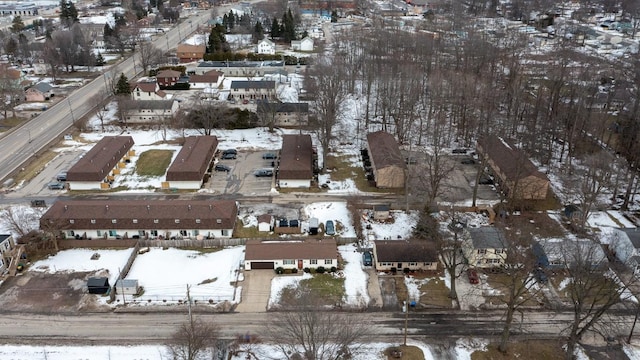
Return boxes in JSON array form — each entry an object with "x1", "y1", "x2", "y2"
[
  {"x1": 137, "y1": 41, "x2": 165, "y2": 75},
  {"x1": 493, "y1": 222, "x2": 544, "y2": 353},
  {"x1": 91, "y1": 94, "x2": 110, "y2": 132},
  {"x1": 306, "y1": 56, "x2": 346, "y2": 171},
  {"x1": 167, "y1": 317, "x2": 221, "y2": 360},
  {"x1": 0, "y1": 207, "x2": 41, "y2": 237},
  {"x1": 562, "y1": 239, "x2": 631, "y2": 359},
  {"x1": 186, "y1": 101, "x2": 231, "y2": 135},
  {"x1": 266, "y1": 292, "x2": 370, "y2": 360},
  {"x1": 0, "y1": 65, "x2": 24, "y2": 119}
]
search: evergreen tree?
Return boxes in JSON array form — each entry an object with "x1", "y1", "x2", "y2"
[
  {"x1": 282, "y1": 8, "x2": 296, "y2": 42},
  {"x1": 331, "y1": 10, "x2": 338, "y2": 23},
  {"x1": 228, "y1": 10, "x2": 235, "y2": 29},
  {"x1": 207, "y1": 24, "x2": 229, "y2": 53},
  {"x1": 4, "y1": 37, "x2": 17, "y2": 60},
  {"x1": 95, "y1": 52, "x2": 106, "y2": 66},
  {"x1": 59, "y1": 0, "x2": 78, "y2": 28},
  {"x1": 103, "y1": 23, "x2": 114, "y2": 38},
  {"x1": 222, "y1": 13, "x2": 228, "y2": 30},
  {"x1": 270, "y1": 18, "x2": 281, "y2": 39},
  {"x1": 252, "y1": 21, "x2": 264, "y2": 43},
  {"x1": 115, "y1": 73, "x2": 131, "y2": 95},
  {"x1": 11, "y1": 16, "x2": 24, "y2": 33}
]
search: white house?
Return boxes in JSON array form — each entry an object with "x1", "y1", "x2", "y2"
[
  {"x1": 0, "y1": 234, "x2": 15, "y2": 274},
  {"x1": 291, "y1": 37, "x2": 314, "y2": 52},
  {"x1": 131, "y1": 81, "x2": 167, "y2": 101},
  {"x1": 538, "y1": 238, "x2": 607, "y2": 269},
  {"x1": 462, "y1": 227, "x2": 508, "y2": 268},
  {"x1": 124, "y1": 100, "x2": 180, "y2": 124},
  {"x1": 256, "y1": 38, "x2": 276, "y2": 55}
]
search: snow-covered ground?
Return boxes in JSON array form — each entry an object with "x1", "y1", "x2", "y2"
[{"x1": 31, "y1": 248, "x2": 133, "y2": 285}]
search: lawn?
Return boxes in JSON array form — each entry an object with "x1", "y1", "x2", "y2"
[
  {"x1": 484, "y1": 273, "x2": 545, "y2": 307},
  {"x1": 280, "y1": 273, "x2": 345, "y2": 306},
  {"x1": 384, "y1": 345, "x2": 424, "y2": 360},
  {"x1": 324, "y1": 155, "x2": 397, "y2": 193},
  {"x1": 418, "y1": 276, "x2": 453, "y2": 309},
  {"x1": 136, "y1": 150, "x2": 174, "y2": 176},
  {"x1": 471, "y1": 339, "x2": 565, "y2": 360}
]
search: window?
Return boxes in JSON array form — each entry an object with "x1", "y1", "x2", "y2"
[
  {"x1": 324, "y1": 259, "x2": 333, "y2": 265},
  {"x1": 90, "y1": 219, "x2": 96, "y2": 224},
  {"x1": 193, "y1": 230, "x2": 199, "y2": 236},
  {"x1": 180, "y1": 230, "x2": 188, "y2": 236},
  {"x1": 67, "y1": 230, "x2": 74, "y2": 236},
  {"x1": 477, "y1": 249, "x2": 487, "y2": 255},
  {"x1": 138, "y1": 230, "x2": 145, "y2": 236},
  {"x1": 132, "y1": 219, "x2": 138, "y2": 224},
  {"x1": 222, "y1": 229, "x2": 229, "y2": 236},
  {"x1": 283, "y1": 259, "x2": 295, "y2": 265},
  {"x1": 109, "y1": 230, "x2": 117, "y2": 237},
  {"x1": 216, "y1": 219, "x2": 222, "y2": 224},
  {"x1": 409, "y1": 262, "x2": 417, "y2": 266},
  {"x1": 310, "y1": 259, "x2": 317, "y2": 265},
  {"x1": 69, "y1": 219, "x2": 74, "y2": 224},
  {"x1": 495, "y1": 249, "x2": 504, "y2": 254},
  {"x1": 97, "y1": 230, "x2": 103, "y2": 236},
  {"x1": 150, "y1": 230, "x2": 158, "y2": 236},
  {"x1": 112, "y1": 219, "x2": 117, "y2": 224}
]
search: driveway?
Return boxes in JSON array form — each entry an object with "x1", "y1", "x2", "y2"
[
  {"x1": 365, "y1": 268, "x2": 383, "y2": 309},
  {"x1": 235, "y1": 270, "x2": 274, "y2": 313}
]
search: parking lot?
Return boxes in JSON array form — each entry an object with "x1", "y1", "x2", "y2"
[{"x1": 206, "y1": 150, "x2": 276, "y2": 194}]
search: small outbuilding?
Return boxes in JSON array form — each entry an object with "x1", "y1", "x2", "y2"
[
  {"x1": 373, "y1": 205, "x2": 390, "y2": 221},
  {"x1": 115, "y1": 279, "x2": 140, "y2": 295},
  {"x1": 257, "y1": 214, "x2": 274, "y2": 232},
  {"x1": 87, "y1": 277, "x2": 110, "y2": 294}
]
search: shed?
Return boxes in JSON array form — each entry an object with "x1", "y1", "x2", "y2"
[
  {"x1": 257, "y1": 214, "x2": 274, "y2": 232},
  {"x1": 115, "y1": 279, "x2": 140, "y2": 295},
  {"x1": 87, "y1": 277, "x2": 110, "y2": 294},
  {"x1": 373, "y1": 205, "x2": 390, "y2": 221}
]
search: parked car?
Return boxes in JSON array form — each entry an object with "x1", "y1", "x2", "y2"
[
  {"x1": 363, "y1": 251, "x2": 373, "y2": 266},
  {"x1": 460, "y1": 158, "x2": 475, "y2": 165},
  {"x1": 221, "y1": 153, "x2": 237, "y2": 160},
  {"x1": 214, "y1": 164, "x2": 231, "y2": 172},
  {"x1": 262, "y1": 152, "x2": 277, "y2": 159},
  {"x1": 452, "y1": 148, "x2": 468, "y2": 154},
  {"x1": 325, "y1": 220, "x2": 335, "y2": 235},
  {"x1": 467, "y1": 268, "x2": 479, "y2": 284},
  {"x1": 56, "y1": 171, "x2": 67, "y2": 181},
  {"x1": 30, "y1": 199, "x2": 46, "y2": 207},
  {"x1": 47, "y1": 181, "x2": 65, "y2": 190},
  {"x1": 222, "y1": 149, "x2": 237, "y2": 155},
  {"x1": 254, "y1": 169, "x2": 273, "y2": 177}
]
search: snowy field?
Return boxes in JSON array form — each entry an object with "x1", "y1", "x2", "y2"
[{"x1": 31, "y1": 248, "x2": 133, "y2": 285}]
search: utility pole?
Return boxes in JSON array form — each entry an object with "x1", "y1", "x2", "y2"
[
  {"x1": 403, "y1": 296, "x2": 408, "y2": 346},
  {"x1": 118, "y1": 267, "x2": 126, "y2": 305},
  {"x1": 187, "y1": 284, "x2": 192, "y2": 324}
]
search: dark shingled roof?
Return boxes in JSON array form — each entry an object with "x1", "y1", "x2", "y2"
[
  {"x1": 245, "y1": 239, "x2": 337, "y2": 261},
  {"x1": 468, "y1": 227, "x2": 508, "y2": 249},
  {"x1": 477, "y1": 135, "x2": 549, "y2": 182},
  {"x1": 132, "y1": 100, "x2": 176, "y2": 110},
  {"x1": 40, "y1": 200, "x2": 238, "y2": 231},
  {"x1": 166, "y1": 136, "x2": 218, "y2": 181},
  {"x1": 366, "y1": 131, "x2": 407, "y2": 170},
  {"x1": 279, "y1": 134, "x2": 313, "y2": 180},
  {"x1": 374, "y1": 240, "x2": 438, "y2": 262},
  {"x1": 256, "y1": 100, "x2": 309, "y2": 114},
  {"x1": 67, "y1": 136, "x2": 134, "y2": 182},
  {"x1": 620, "y1": 228, "x2": 640, "y2": 249},
  {"x1": 230, "y1": 80, "x2": 276, "y2": 90},
  {"x1": 189, "y1": 70, "x2": 222, "y2": 83}
]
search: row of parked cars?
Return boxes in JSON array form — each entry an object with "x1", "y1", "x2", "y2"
[
  {"x1": 47, "y1": 171, "x2": 67, "y2": 190},
  {"x1": 213, "y1": 150, "x2": 276, "y2": 178}
]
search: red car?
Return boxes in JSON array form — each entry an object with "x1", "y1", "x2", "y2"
[{"x1": 467, "y1": 268, "x2": 479, "y2": 284}]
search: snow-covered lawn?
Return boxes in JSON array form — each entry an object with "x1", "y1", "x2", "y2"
[
  {"x1": 268, "y1": 272, "x2": 313, "y2": 308},
  {"x1": 31, "y1": 248, "x2": 134, "y2": 285},
  {"x1": 125, "y1": 246, "x2": 244, "y2": 303},
  {"x1": 361, "y1": 210, "x2": 419, "y2": 245},
  {"x1": 339, "y1": 244, "x2": 370, "y2": 307},
  {"x1": 303, "y1": 201, "x2": 357, "y2": 237}
]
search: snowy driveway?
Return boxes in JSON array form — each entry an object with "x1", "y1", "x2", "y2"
[{"x1": 235, "y1": 270, "x2": 274, "y2": 312}]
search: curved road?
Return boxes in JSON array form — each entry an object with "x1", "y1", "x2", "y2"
[{"x1": 0, "y1": 10, "x2": 211, "y2": 185}]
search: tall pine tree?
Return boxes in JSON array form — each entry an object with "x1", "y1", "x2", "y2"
[
  {"x1": 270, "y1": 18, "x2": 280, "y2": 39},
  {"x1": 115, "y1": 73, "x2": 131, "y2": 95},
  {"x1": 252, "y1": 21, "x2": 264, "y2": 43}
]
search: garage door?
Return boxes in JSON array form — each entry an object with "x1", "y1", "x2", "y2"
[{"x1": 250, "y1": 261, "x2": 274, "y2": 270}]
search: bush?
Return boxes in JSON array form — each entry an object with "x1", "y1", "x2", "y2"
[
  {"x1": 303, "y1": 267, "x2": 311, "y2": 273},
  {"x1": 284, "y1": 268, "x2": 292, "y2": 274},
  {"x1": 390, "y1": 267, "x2": 397, "y2": 273},
  {"x1": 275, "y1": 267, "x2": 284, "y2": 274},
  {"x1": 316, "y1": 266, "x2": 326, "y2": 274},
  {"x1": 330, "y1": 266, "x2": 337, "y2": 273},
  {"x1": 292, "y1": 268, "x2": 298, "y2": 273},
  {"x1": 403, "y1": 268, "x2": 411, "y2": 274}
]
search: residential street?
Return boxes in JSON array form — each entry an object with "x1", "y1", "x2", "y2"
[{"x1": 0, "y1": 310, "x2": 632, "y2": 345}]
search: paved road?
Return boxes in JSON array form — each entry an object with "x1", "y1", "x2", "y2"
[
  {"x1": 0, "y1": 11, "x2": 211, "y2": 186},
  {"x1": 0, "y1": 310, "x2": 631, "y2": 345}
]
